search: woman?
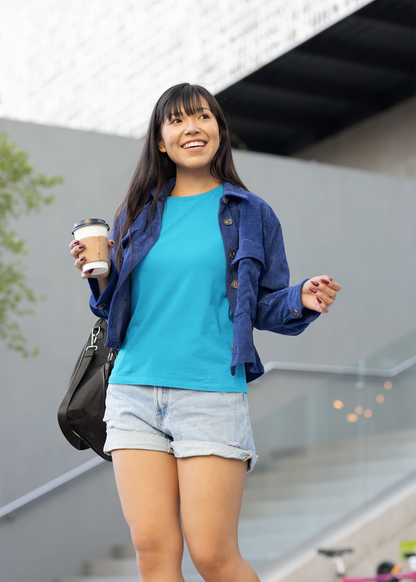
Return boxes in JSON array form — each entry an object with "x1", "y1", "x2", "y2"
[{"x1": 70, "y1": 83, "x2": 340, "y2": 582}]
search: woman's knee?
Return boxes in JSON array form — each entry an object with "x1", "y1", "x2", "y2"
[
  {"x1": 130, "y1": 526, "x2": 183, "y2": 572},
  {"x1": 190, "y1": 544, "x2": 242, "y2": 580}
]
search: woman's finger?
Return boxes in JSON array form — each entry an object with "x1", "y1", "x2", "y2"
[
  {"x1": 316, "y1": 297, "x2": 329, "y2": 313},
  {"x1": 70, "y1": 242, "x2": 86, "y2": 258},
  {"x1": 309, "y1": 276, "x2": 341, "y2": 295},
  {"x1": 320, "y1": 275, "x2": 341, "y2": 292},
  {"x1": 81, "y1": 268, "x2": 95, "y2": 279},
  {"x1": 308, "y1": 283, "x2": 335, "y2": 301},
  {"x1": 309, "y1": 288, "x2": 334, "y2": 307},
  {"x1": 74, "y1": 255, "x2": 87, "y2": 271}
]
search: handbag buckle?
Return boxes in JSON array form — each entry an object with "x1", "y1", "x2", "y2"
[{"x1": 86, "y1": 326, "x2": 101, "y2": 352}]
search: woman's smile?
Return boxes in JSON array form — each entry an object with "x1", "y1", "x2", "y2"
[{"x1": 181, "y1": 140, "x2": 207, "y2": 151}]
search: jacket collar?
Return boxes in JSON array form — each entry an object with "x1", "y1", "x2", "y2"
[{"x1": 222, "y1": 181, "x2": 248, "y2": 200}]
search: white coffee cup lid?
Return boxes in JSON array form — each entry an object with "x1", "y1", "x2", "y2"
[{"x1": 72, "y1": 218, "x2": 110, "y2": 235}]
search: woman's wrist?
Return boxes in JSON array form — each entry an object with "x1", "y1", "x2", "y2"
[{"x1": 97, "y1": 267, "x2": 111, "y2": 295}]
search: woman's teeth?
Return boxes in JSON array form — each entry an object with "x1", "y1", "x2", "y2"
[{"x1": 182, "y1": 141, "x2": 205, "y2": 149}]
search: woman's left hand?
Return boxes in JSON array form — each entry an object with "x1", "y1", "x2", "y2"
[{"x1": 301, "y1": 275, "x2": 341, "y2": 313}]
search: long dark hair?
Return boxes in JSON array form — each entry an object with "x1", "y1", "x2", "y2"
[{"x1": 114, "y1": 83, "x2": 248, "y2": 269}]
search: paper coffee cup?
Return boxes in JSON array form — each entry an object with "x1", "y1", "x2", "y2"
[{"x1": 72, "y1": 218, "x2": 110, "y2": 275}]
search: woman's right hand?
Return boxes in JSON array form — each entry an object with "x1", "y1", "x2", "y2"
[{"x1": 69, "y1": 239, "x2": 115, "y2": 280}]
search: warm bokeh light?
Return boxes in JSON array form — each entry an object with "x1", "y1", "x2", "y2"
[
  {"x1": 376, "y1": 394, "x2": 385, "y2": 403},
  {"x1": 364, "y1": 409, "x2": 372, "y2": 418},
  {"x1": 347, "y1": 413, "x2": 358, "y2": 423},
  {"x1": 384, "y1": 381, "x2": 392, "y2": 390},
  {"x1": 333, "y1": 400, "x2": 344, "y2": 409},
  {"x1": 355, "y1": 406, "x2": 363, "y2": 415}
]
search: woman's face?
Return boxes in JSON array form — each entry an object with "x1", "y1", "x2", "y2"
[{"x1": 157, "y1": 96, "x2": 221, "y2": 175}]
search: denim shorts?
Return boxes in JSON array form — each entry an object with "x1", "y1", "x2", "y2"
[{"x1": 103, "y1": 384, "x2": 258, "y2": 472}]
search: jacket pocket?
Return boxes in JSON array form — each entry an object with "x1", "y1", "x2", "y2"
[{"x1": 231, "y1": 238, "x2": 265, "y2": 269}]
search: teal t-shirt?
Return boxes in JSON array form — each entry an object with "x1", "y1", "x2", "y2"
[{"x1": 109, "y1": 184, "x2": 247, "y2": 392}]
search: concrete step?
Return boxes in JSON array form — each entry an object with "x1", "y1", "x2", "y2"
[
  {"x1": 255, "y1": 432, "x2": 416, "y2": 465},
  {"x1": 239, "y1": 512, "x2": 342, "y2": 536},
  {"x1": 251, "y1": 444, "x2": 416, "y2": 476},
  {"x1": 83, "y1": 554, "x2": 199, "y2": 577},
  {"x1": 241, "y1": 494, "x2": 362, "y2": 518},
  {"x1": 243, "y1": 471, "x2": 400, "y2": 499},
  {"x1": 83, "y1": 559, "x2": 137, "y2": 576},
  {"x1": 244, "y1": 460, "x2": 414, "y2": 494}
]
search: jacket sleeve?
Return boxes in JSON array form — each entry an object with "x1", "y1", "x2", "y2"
[
  {"x1": 254, "y1": 210, "x2": 320, "y2": 335},
  {"x1": 88, "y1": 257, "x2": 118, "y2": 319}
]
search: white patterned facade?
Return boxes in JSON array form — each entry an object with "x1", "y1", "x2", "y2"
[{"x1": 0, "y1": 0, "x2": 372, "y2": 138}]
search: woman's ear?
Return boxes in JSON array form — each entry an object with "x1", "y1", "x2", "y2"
[{"x1": 157, "y1": 138, "x2": 167, "y2": 153}]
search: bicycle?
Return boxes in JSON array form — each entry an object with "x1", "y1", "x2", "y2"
[{"x1": 317, "y1": 548, "x2": 416, "y2": 581}]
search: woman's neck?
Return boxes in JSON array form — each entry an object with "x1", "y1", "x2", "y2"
[{"x1": 170, "y1": 171, "x2": 221, "y2": 198}]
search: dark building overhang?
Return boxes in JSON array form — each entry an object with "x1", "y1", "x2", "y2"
[{"x1": 217, "y1": 0, "x2": 415, "y2": 156}]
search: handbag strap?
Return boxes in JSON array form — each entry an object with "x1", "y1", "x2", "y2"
[{"x1": 57, "y1": 347, "x2": 95, "y2": 450}]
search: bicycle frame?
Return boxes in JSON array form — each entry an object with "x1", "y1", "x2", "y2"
[
  {"x1": 341, "y1": 574, "x2": 416, "y2": 581},
  {"x1": 320, "y1": 551, "x2": 416, "y2": 581}
]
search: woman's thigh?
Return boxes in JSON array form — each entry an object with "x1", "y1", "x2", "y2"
[
  {"x1": 112, "y1": 449, "x2": 183, "y2": 555},
  {"x1": 178, "y1": 455, "x2": 247, "y2": 558}
]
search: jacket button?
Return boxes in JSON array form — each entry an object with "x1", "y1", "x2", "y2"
[
  {"x1": 223, "y1": 197, "x2": 228, "y2": 203},
  {"x1": 229, "y1": 250, "x2": 236, "y2": 259},
  {"x1": 223, "y1": 218, "x2": 233, "y2": 226},
  {"x1": 98, "y1": 303, "x2": 106, "y2": 309},
  {"x1": 231, "y1": 280, "x2": 239, "y2": 289},
  {"x1": 292, "y1": 309, "x2": 300, "y2": 317}
]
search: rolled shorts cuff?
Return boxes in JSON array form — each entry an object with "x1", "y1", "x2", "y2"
[
  {"x1": 171, "y1": 440, "x2": 258, "y2": 473},
  {"x1": 104, "y1": 428, "x2": 173, "y2": 456}
]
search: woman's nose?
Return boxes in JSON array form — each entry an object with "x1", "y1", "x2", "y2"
[{"x1": 183, "y1": 118, "x2": 200, "y2": 133}]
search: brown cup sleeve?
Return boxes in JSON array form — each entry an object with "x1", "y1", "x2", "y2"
[{"x1": 78, "y1": 236, "x2": 109, "y2": 266}]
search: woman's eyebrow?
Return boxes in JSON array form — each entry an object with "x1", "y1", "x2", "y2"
[{"x1": 167, "y1": 107, "x2": 211, "y2": 120}]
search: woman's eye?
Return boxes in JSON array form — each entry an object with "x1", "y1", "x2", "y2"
[{"x1": 171, "y1": 118, "x2": 181, "y2": 124}]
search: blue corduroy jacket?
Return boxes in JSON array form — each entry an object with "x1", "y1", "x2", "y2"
[{"x1": 88, "y1": 179, "x2": 319, "y2": 382}]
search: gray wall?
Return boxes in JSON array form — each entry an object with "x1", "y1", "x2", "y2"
[
  {"x1": 293, "y1": 96, "x2": 416, "y2": 179},
  {"x1": 0, "y1": 119, "x2": 415, "y2": 582}
]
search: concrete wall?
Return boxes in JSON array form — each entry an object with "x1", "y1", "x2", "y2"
[
  {"x1": 293, "y1": 97, "x2": 416, "y2": 179},
  {"x1": 0, "y1": 119, "x2": 415, "y2": 582}
]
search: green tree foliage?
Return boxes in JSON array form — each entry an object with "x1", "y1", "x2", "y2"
[{"x1": 0, "y1": 131, "x2": 63, "y2": 357}]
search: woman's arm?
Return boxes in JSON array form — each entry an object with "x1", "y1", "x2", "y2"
[{"x1": 254, "y1": 211, "x2": 340, "y2": 334}]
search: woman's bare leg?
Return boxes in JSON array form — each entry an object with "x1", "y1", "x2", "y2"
[
  {"x1": 178, "y1": 456, "x2": 260, "y2": 582},
  {"x1": 111, "y1": 449, "x2": 185, "y2": 582}
]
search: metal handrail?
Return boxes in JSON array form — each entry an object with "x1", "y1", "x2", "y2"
[
  {"x1": 263, "y1": 354, "x2": 416, "y2": 377},
  {"x1": 0, "y1": 457, "x2": 105, "y2": 519},
  {"x1": 1, "y1": 354, "x2": 414, "y2": 520}
]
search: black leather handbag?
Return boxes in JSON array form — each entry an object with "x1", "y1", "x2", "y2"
[{"x1": 58, "y1": 318, "x2": 117, "y2": 461}]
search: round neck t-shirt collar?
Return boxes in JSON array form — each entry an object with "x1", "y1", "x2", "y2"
[{"x1": 168, "y1": 184, "x2": 223, "y2": 200}]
